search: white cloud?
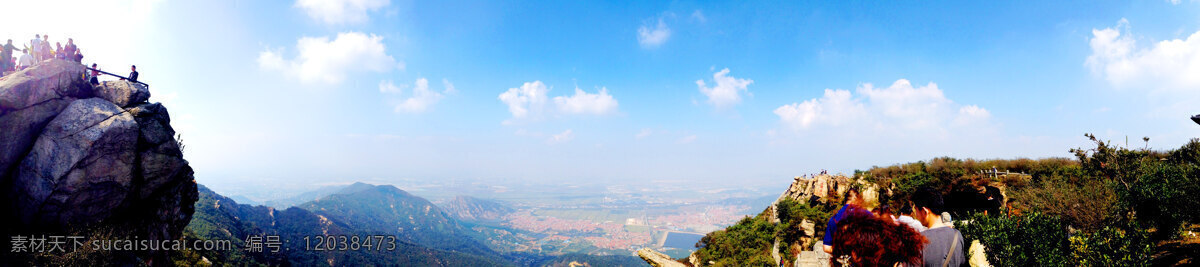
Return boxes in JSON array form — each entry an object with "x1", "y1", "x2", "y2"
[
  {"x1": 295, "y1": 0, "x2": 390, "y2": 25},
  {"x1": 378, "y1": 80, "x2": 401, "y2": 94},
  {"x1": 259, "y1": 32, "x2": 399, "y2": 85},
  {"x1": 690, "y1": 10, "x2": 707, "y2": 23},
  {"x1": 774, "y1": 79, "x2": 989, "y2": 132},
  {"x1": 548, "y1": 129, "x2": 574, "y2": 144},
  {"x1": 676, "y1": 135, "x2": 697, "y2": 144},
  {"x1": 638, "y1": 17, "x2": 671, "y2": 48},
  {"x1": 498, "y1": 81, "x2": 549, "y2": 121},
  {"x1": 636, "y1": 128, "x2": 653, "y2": 139},
  {"x1": 955, "y1": 105, "x2": 991, "y2": 126},
  {"x1": 697, "y1": 68, "x2": 754, "y2": 109},
  {"x1": 499, "y1": 81, "x2": 621, "y2": 123},
  {"x1": 380, "y1": 78, "x2": 451, "y2": 113},
  {"x1": 774, "y1": 89, "x2": 863, "y2": 129},
  {"x1": 553, "y1": 87, "x2": 619, "y2": 115},
  {"x1": 1086, "y1": 18, "x2": 1200, "y2": 91},
  {"x1": 442, "y1": 79, "x2": 458, "y2": 94},
  {"x1": 857, "y1": 79, "x2": 953, "y2": 129}
]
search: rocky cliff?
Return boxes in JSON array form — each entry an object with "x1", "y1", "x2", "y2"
[
  {"x1": 0, "y1": 59, "x2": 198, "y2": 264},
  {"x1": 437, "y1": 195, "x2": 516, "y2": 222},
  {"x1": 768, "y1": 174, "x2": 880, "y2": 220}
]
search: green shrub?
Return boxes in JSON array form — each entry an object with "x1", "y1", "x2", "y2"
[
  {"x1": 1009, "y1": 178, "x2": 1116, "y2": 232},
  {"x1": 889, "y1": 172, "x2": 933, "y2": 207},
  {"x1": 693, "y1": 216, "x2": 777, "y2": 266},
  {"x1": 1072, "y1": 135, "x2": 1200, "y2": 240},
  {"x1": 774, "y1": 198, "x2": 836, "y2": 263},
  {"x1": 957, "y1": 212, "x2": 1070, "y2": 267},
  {"x1": 1070, "y1": 225, "x2": 1154, "y2": 267}
]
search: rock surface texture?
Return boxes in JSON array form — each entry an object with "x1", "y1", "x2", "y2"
[
  {"x1": 637, "y1": 248, "x2": 688, "y2": 267},
  {"x1": 0, "y1": 59, "x2": 197, "y2": 263},
  {"x1": 778, "y1": 174, "x2": 880, "y2": 206},
  {"x1": 96, "y1": 80, "x2": 150, "y2": 108}
]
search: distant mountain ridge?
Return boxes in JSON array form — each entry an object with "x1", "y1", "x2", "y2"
[
  {"x1": 298, "y1": 183, "x2": 500, "y2": 257},
  {"x1": 184, "y1": 183, "x2": 646, "y2": 266},
  {"x1": 259, "y1": 182, "x2": 376, "y2": 209},
  {"x1": 179, "y1": 184, "x2": 512, "y2": 266},
  {"x1": 437, "y1": 195, "x2": 517, "y2": 222}
]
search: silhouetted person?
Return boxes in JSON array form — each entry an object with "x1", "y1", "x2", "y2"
[
  {"x1": 64, "y1": 38, "x2": 77, "y2": 61},
  {"x1": 1, "y1": 39, "x2": 15, "y2": 73},
  {"x1": 129, "y1": 65, "x2": 139, "y2": 82},
  {"x1": 974, "y1": 183, "x2": 1003, "y2": 216}
]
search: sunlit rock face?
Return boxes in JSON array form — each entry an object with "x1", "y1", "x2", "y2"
[{"x1": 0, "y1": 59, "x2": 197, "y2": 253}]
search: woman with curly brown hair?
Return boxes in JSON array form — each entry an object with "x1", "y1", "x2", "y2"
[{"x1": 831, "y1": 213, "x2": 927, "y2": 267}]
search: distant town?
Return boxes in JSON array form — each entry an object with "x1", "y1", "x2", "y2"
[{"x1": 213, "y1": 177, "x2": 783, "y2": 257}]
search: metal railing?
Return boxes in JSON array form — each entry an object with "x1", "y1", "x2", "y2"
[{"x1": 85, "y1": 67, "x2": 147, "y2": 87}]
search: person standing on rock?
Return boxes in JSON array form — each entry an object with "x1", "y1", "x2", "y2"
[
  {"x1": 17, "y1": 48, "x2": 33, "y2": 70},
  {"x1": 911, "y1": 187, "x2": 966, "y2": 267},
  {"x1": 823, "y1": 187, "x2": 873, "y2": 254},
  {"x1": 90, "y1": 63, "x2": 101, "y2": 85},
  {"x1": 30, "y1": 34, "x2": 43, "y2": 61},
  {"x1": 64, "y1": 38, "x2": 77, "y2": 59},
  {"x1": 39, "y1": 34, "x2": 52, "y2": 61},
  {"x1": 54, "y1": 42, "x2": 64, "y2": 60},
  {"x1": 1, "y1": 39, "x2": 16, "y2": 73},
  {"x1": 129, "y1": 65, "x2": 139, "y2": 82}
]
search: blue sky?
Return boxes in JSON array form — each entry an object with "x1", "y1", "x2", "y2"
[{"x1": 5, "y1": 0, "x2": 1200, "y2": 195}]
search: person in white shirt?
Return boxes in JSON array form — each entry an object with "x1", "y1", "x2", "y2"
[
  {"x1": 17, "y1": 49, "x2": 33, "y2": 70},
  {"x1": 897, "y1": 204, "x2": 928, "y2": 232},
  {"x1": 30, "y1": 35, "x2": 43, "y2": 61}
]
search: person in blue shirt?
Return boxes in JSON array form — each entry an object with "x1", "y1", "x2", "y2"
[{"x1": 823, "y1": 187, "x2": 872, "y2": 253}]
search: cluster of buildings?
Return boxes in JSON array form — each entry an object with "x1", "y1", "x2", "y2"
[{"x1": 648, "y1": 205, "x2": 747, "y2": 233}]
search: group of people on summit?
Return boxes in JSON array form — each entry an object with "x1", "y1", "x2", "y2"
[
  {"x1": 1, "y1": 34, "x2": 140, "y2": 84},
  {"x1": 819, "y1": 182, "x2": 1003, "y2": 267},
  {"x1": 0, "y1": 34, "x2": 83, "y2": 74}
]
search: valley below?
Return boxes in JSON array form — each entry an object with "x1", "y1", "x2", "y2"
[{"x1": 191, "y1": 177, "x2": 783, "y2": 265}]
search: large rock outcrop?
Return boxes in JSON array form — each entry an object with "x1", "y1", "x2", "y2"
[
  {"x1": 0, "y1": 60, "x2": 92, "y2": 184},
  {"x1": 96, "y1": 80, "x2": 150, "y2": 108},
  {"x1": 0, "y1": 59, "x2": 197, "y2": 257},
  {"x1": 14, "y1": 98, "x2": 139, "y2": 226},
  {"x1": 777, "y1": 174, "x2": 880, "y2": 207}
]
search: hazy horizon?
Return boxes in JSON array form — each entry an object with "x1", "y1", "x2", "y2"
[{"x1": 4, "y1": 0, "x2": 1198, "y2": 193}]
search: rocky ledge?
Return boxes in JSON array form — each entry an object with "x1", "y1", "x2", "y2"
[{"x1": 0, "y1": 59, "x2": 197, "y2": 264}]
